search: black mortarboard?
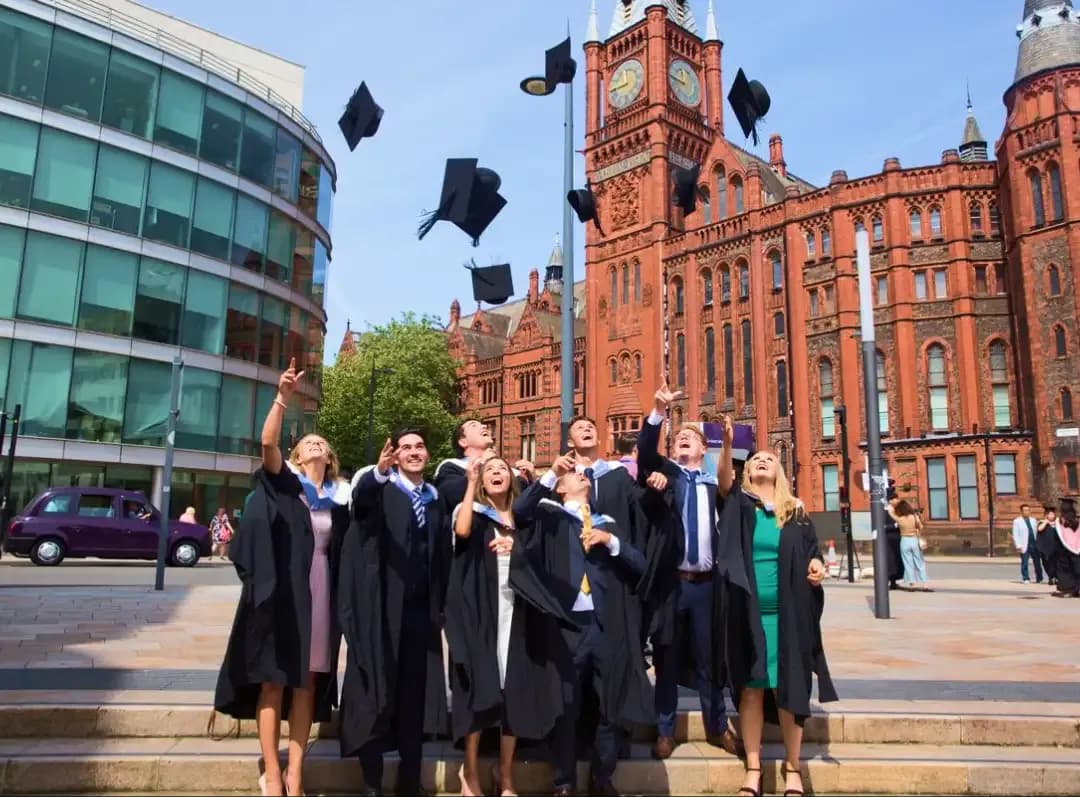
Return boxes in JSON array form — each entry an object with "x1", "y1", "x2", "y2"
[
  {"x1": 418, "y1": 158, "x2": 507, "y2": 246},
  {"x1": 338, "y1": 82, "x2": 383, "y2": 151},
  {"x1": 545, "y1": 37, "x2": 577, "y2": 94},
  {"x1": 727, "y1": 68, "x2": 771, "y2": 145},
  {"x1": 467, "y1": 263, "x2": 514, "y2": 305},
  {"x1": 567, "y1": 184, "x2": 604, "y2": 235},
  {"x1": 672, "y1": 164, "x2": 707, "y2": 215}
]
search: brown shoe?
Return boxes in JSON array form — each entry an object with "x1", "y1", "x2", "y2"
[
  {"x1": 706, "y1": 728, "x2": 744, "y2": 757},
  {"x1": 652, "y1": 735, "x2": 676, "y2": 760}
]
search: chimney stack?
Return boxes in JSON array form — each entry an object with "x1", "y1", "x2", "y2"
[
  {"x1": 769, "y1": 134, "x2": 787, "y2": 178},
  {"x1": 449, "y1": 299, "x2": 460, "y2": 327},
  {"x1": 528, "y1": 269, "x2": 540, "y2": 304}
]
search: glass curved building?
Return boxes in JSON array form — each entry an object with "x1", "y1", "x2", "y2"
[{"x1": 0, "y1": 0, "x2": 335, "y2": 520}]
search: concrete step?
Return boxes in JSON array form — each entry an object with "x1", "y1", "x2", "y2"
[{"x1": 0, "y1": 738, "x2": 1078, "y2": 795}]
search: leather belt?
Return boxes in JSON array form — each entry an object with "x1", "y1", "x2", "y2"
[{"x1": 677, "y1": 570, "x2": 712, "y2": 583}]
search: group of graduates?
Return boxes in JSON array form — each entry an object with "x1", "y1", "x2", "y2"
[{"x1": 213, "y1": 362, "x2": 835, "y2": 797}]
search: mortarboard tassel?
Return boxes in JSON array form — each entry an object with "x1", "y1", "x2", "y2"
[
  {"x1": 591, "y1": 216, "x2": 605, "y2": 237},
  {"x1": 417, "y1": 210, "x2": 440, "y2": 241}
]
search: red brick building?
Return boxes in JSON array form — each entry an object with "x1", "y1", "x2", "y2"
[{"x1": 431, "y1": 0, "x2": 1080, "y2": 537}]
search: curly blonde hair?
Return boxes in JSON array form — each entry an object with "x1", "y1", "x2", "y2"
[{"x1": 289, "y1": 434, "x2": 340, "y2": 482}]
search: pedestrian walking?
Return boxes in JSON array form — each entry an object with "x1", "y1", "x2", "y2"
[
  {"x1": 1012, "y1": 504, "x2": 1044, "y2": 584},
  {"x1": 890, "y1": 500, "x2": 931, "y2": 591},
  {"x1": 209, "y1": 507, "x2": 233, "y2": 560}
]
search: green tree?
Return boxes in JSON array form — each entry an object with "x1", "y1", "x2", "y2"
[{"x1": 317, "y1": 313, "x2": 462, "y2": 470}]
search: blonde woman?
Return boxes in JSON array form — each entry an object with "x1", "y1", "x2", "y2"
[
  {"x1": 214, "y1": 358, "x2": 351, "y2": 797},
  {"x1": 712, "y1": 417, "x2": 837, "y2": 797},
  {"x1": 180, "y1": 506, "x2": 197, "y2": 523}
]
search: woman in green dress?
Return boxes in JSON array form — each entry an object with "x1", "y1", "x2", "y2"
[{"x1": 711, "y1": 418, "x2": 837, "y2": 797}]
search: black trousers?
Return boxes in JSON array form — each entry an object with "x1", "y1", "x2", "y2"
[
  {"x1": 358, "y1": 596, "x2": 430, "y2": 790},
  {"x1": 550, "y1": 610, "x2": 623, "y2": 790}
]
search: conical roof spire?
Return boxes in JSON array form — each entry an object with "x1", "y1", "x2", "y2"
[
  {"x1": 960, "y1": 90, "x2": 988, "y2": 162},
  {"x1": 1015, "y1": 0, "x2": 1080, "y2": 84},
  {"x1": 705, "y1": 0, "x2": 719, "y2": 41},
  {"x1": 545, "y1": 233, "x2": 565, "y2": 290},
  {"x1": 585, "y1": 0, "x2": 600, "y2": 43}
]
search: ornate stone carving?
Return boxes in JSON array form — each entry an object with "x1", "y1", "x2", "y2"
[
  {"x1": 609, "y1": 173, "x2": 641, "y2": 231},
  {"x1": 598, "y1": 297, "x2": 608, "y2": 318},
  {"x1": 642, "y1": 283, "x2": 653, "y2": 307}
]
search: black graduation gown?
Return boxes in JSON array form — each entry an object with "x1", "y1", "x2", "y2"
[
  {"x1": 444, "y1": 506, "x2": 565, "y2": 743},
  {"x1": 1039, "y1": 523, "x2": 1080, "y2": 593},
  {"x1": 715, "y1": 485, "x2": 838, "y2": 724},
  {"x1": 509, "y1": 481, "x2": 654, "y2": 730},
  {"x1": 435, "y1": 458, "x2": 529, "y2": 514},
  {"x1": 884, "y1": 513, "x2": 903, "y2": 582},
  {"x1": 1035, "y1": 524, "x2": 1060, "y2": 582},
  {"x1": 337, "y1": 469, "x2": 451, "y2": 758},
  {"x1": 214, "y1": 467, "x2": 349, "y2": 722}
]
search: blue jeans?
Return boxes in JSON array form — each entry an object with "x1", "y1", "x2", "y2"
[
  {"x1": 900, "y1": 537, "x2": 929, "y2": 584},
  {"x1": 1020, "y1": 535, "x2": 1044, "y2": 582}
]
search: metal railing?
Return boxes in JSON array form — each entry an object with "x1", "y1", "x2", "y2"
[{"x1": 38, "y1": 0, "x2": 322, "y2": 143}]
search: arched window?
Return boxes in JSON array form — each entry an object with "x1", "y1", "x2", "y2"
[
  {"x1": 676, "y1": 333, "x2": 686, "y2": 386},
  {"x1": 673, "y1": 277, "x2": 684, "y2": 314},
  {"x1": 609, "y1": 358, "x2": 617, "y2": 384},
  {"x1": 1048, "y1": 163, "x2": 1064, "y2": 222},
  {"x1": 927, "y1": 344, "x2": 948, "y2": 430},
  {"x1": 819, "y1": 360, "x2": 835, "y2": 438},
  {"x1": 821, "y1": 228, "x2": 832, "y2": 255},
  {"x1": 716, "y1": 166, "x2": 727, "y2": 219},
  {"x1": 702, "y1": 268, "x2": 714, "y2": 306},
  {"x1": 741, "y1": 319, "x2": 754, "y2": 405},
  {"x1": 619, "y1": 354, "x2": 631, "y2": 384},
  {"x1": 634, "y1": 353, "x2": 642, "y2": 381},
  {"x1": 633, "y1": 260, "x2": 641, "y2": 302},
  {"x1": 970, "y1": 201, "x2": 984, "y2": 233},
  {"x1": 1049, "y1": 264, "x2": 1062, "y2": 296},
  {"x1": 700, "y1": 185, "x2": 712, "y2": 224},
  {"x1": 876, "y1": 350, "x2": 889, "y2": 434},
  {"x1": 1030, "y1": 169, "x2": 1046, "y2": 226},
  {"x1": 1063, "y1": 387, "x2": 1074, "y2": 421},
  {"x1": 929, "y1": 206, "x2": 943, "y2": 236},
  {"x1": 723, "y1": 323, "x2": 734, "y2": 399},
  {"x1": 777, "y1": 443, "x2": 790, "y2": 476},
  {"x1": 872, "y1": 214, "x2": 884, "y2": 243},
  {"x1": 621, "y1": 264, "x2": 630, "y2": 305},
  {"x1": 774, "y1": 311, "x2": 785, "y2": 337},
  {"x1": 720, "y1": 266, "x2": 731, "y2": 302},
  {"x1": 770, "y1": 251, "x2": 783, "y2": 290},
  {"x1": 989, "y1": 202, "x2": 1001, "y2": 236},
  {"x1": 854, "y1": 217, "x2": 865, "y2": 235},
  {"x1": 910, "y1": 209, "x2": 923, "y2": 238},
  {"x1": 732, "y1": 176, "x2": 744, "y2": 213},
  {"x1": 1055, "y1": 324, "x2": 1068, "y2": 357},
  {"x1": 805, "y1": 230, "x2": 816, "y2": 257},
  {"x1": 705, "y1": 327, "x2": 716, "y2": 391},
  {"x1": 776, "y1": 360, "x2": 788, "y2": 418},
  {"x1": 989, "y1": 340, "x2": 1011, "y2": 428},
  {"x1": 610, "y1": 267, "x2": 618, "y2": 308},
  {"x1": 738, "y1": 263, "x2": 750, "y2": 300}
]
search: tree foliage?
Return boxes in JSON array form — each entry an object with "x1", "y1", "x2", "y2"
[{"x1": 317, "y1": 313, "x2": 462, "y2": 470}]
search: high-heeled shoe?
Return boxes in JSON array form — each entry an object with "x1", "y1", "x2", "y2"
[
  {"x1": 490, "y1": 763, "x2": 517, "y2": 796},
  {"x1": 780, "y1": 762, "x2": 805, "y2": 797},
  {"x1": 458, "y1": 764, "x2": 480, "y2": 797},
  {"x1": 737, "y1": 767, "x2": 762, "y2": 797}
]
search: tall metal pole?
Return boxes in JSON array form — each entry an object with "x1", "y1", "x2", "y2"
[
  {"x1": 559, "y1": 66, "x2": 575, "y2": 452},
  {"x1": 836, "y1": 405, "x2": 855, "y2": 583},
  {"x1": 155, "y1": 357, "x2": 183, "y2": 592},
  {"x1": 0, "y1": 405, "x2": 21, "y2": 540},
  {"x1": 365, "y1": 360, "x2": 377, "y2": 466},
  {"x1": 856, "y1": 231, "x2": 890, "y2": 619},
  {"x1": 984, "y1": 431, "x2": 996, "y2": 557}
]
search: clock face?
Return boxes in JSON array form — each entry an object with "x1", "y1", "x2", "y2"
[
  {"x1": 668, "y1": 59, "x2": 701, "y2": 106},
  {"x1": 608, "y1": 59, "x2": 645, "y2": 110}
]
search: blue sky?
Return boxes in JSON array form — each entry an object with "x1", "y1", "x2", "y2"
[{"x1": 145, "y1": 0, "x2": 1021, "y2": 358}]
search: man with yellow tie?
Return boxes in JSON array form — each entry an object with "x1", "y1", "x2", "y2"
[{"x1": 511, "y1": 451, "x2": 664, "y2": 796}]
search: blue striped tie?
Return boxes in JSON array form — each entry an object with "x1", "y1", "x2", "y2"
[{"x1": 411, "y1": 485, "x2": 426, "y2": 528}]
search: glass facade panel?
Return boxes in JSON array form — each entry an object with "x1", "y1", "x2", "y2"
[
  {"x1": 143, "y1": 162, "x2": 194, "y2": 247},
  {"x1": 232, "y1": 195, "x2": 268, "y2": 271},
  {"x1": 0, "y1": 225, "x2": 25, "y2": 318},
  {"x1": 994, "y1": 454, "x2": 1017, "y2": 495},
  {"x1": 822, "y1": 464, "x2": 839, "y2": 511},
  {"x1": 32, "y1": 128, "x2": 96, "y2": 222},
  {"x1": 292, "y1": 226, "x2": 314, "y2": 295},
  {"x1": 254, "y1": 382, "x2": 277, "y2": 446},
  {"x1": 78, "y1": 245, "x2": 137, "y2": 336},
  {"x1": 285, "y1": 305, "x2": 306, "y2": 365},
  {"x1": 66, "y1": 350, "x2": 127, "y2": 442},
  {"x1": 0, "y1": 115, "x2": 38, "y2": 208},
  {"x1": 133, "y1": 258, "x2": 186, "y2": 344},
  {"x1": 957, "y1": 455, "x2": 978, "y2": 519},
  {"x1": 299, "y1": 147, "x2": 319, "y2": 218},
  {"x1": 240, "y1": 111, "x2": 276, "y2": 187},
  {"x1": 993, "y1": 385, "x2": 1011, "y2": 428},
  {"x1": 219, "y1": 375, "x2": 255, "y2": 455},
  {"x1": 927, "y1": 457, "x2": 948, "y2": 519},
  {"x1": 102, "y1": 49, "x2": 159, "y2": 138},
  {"x1": 200, "y1": 91, "x2": 243, "y2": 171},
  {"x1": 190, "y1": 177, "x2": 235, "y2": 260},
  {"x1": 91, "y1": 146, "x2": 147, "y2": 235},
  {"x1": 225, "y1": 284, "x2": 259, "y2": 362},
  {"x1": 175, "y1": 367, "x2": 220, "y2": 451},
  {"x1": 123, "y1": 358, "x2": 169, "y2": 446},
  {"x1": 181, "y1": 270, "x2": 227, "y2": 354},
  {"x1": 154, "y1": 71, "x2": 204, "y2": 155},
  {"x1": 44, "y1": 28, "x2": 108, "y2": 122},
  {"x1": 259, "y1": 295, "x2": 286, "y2": 369},
  {"x1": 6, "y1": 342, "x2": 73, "y2": 437},
  {"x1": 266, "y1": 211, "x2": 294, "y2": 282},
  {"x1": 317, "y1": 164, "x2": 334, "y2": 231},
  {"x1": 0, "y1": 9, "x2": 53, "y2": 103},
  {"x1": 18, "y1": 232, "x2": 82, "y2": 325},
  {"x1": 273, "y1": 129, "x2": 301, "y2": 202},
  {"x1": 312, "y1": 238, "x2": 328, "y2": 303}
]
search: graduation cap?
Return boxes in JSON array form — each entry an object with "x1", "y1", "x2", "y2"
[
  {"x1": 567, "y1": 184, "x2": 604, "y2": 235},
  {"x1": 545, "y1": 37, "x2": 577, "y2": 94},
  {"x1": 727, "y1": 68, "x2": 771, "y2": 145},
  {"x1": 418, "y1": 158, "x2": 507, "y2": 247},
  {"x1": 465, "y1": 261, "x2": 514, "y2": 305},
  {"x1": 338, "y1": 82, "x2": 383, "y2": 151},
  {"x1": 672, "y1": 164, "x2": 707, "y2": 215}
]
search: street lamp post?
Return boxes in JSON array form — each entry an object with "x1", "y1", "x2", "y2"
[{"x1": 983, "y1": 429, "x2": 996, "y2": 557}]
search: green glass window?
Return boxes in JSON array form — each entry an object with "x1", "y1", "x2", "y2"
[
  {"x1": 317, "y1": 164, "x2": 334, "y2": 231},
  {"x1": 66, "y1": 349, "x2": 127, "y2": 442},
  {"x1": 17, "y1": 232, "x2": 83, "y2": 325},
  {"x1": 218, "y1": 376, "x2": 255, "y2": 455},
  {"x1": 123, "y1": 358, "x2": 170, "y2": 446},
  {"x1": 225, "y1": 284, "x2": 259, "y2": 362},
  {"x1": 266, "y1": 212, "x2": 294, "y2": 282},
  {"x1": 0, "y1": 338, "x2": 10, "y2": 411},
  {"x1": 143, "y1": 162, "x2": 194, "y2": 248},
  {"x1": 239, "y1": 111, "x2": 275, "y2": 188},
  {"x1": 258, "y1": 295, "x2": 286, "y2": 370},
  {"x1": 44, "y1": 28, "x2": 108, "y2": 122},
  {"x1": 291, "y1": 225, "x2": 314, "y2": 295},
  {"x1": 91, "y1": 146, "x2": 147, "y2": 236},
  {"x1": 0, "y1": 116, "x2": 39, "y2": 209},
  {"x1": 78, "y1": 246, "x2": 137, "y2": 336},
  {"x1": 273, "y1": 129, "x2": 301, "y2": 202},
  {"x1": 132, "y1": 258, "x2": 186, "y2": 344},
  {"x1": 0, "y1": 9, "x2": 53, "y2": 104},
  {"x1": 154, "y1": 72, "x2": 203, "y2": 155},
  {"x1": 232, "y1": 195, "x2": 268, "y2": 272},
  {"x1": 101, "y1": 49, "x2": 159, "y2": 139},
  {"x1": 0, "y1": 225, "x2": 25, "y2": 318},
  {"x1": 181, "y1": 270, "x2": 226, "y2": 354},
  {"x1": 312, "y1": 239, "x2": 328, "y2": 304},
  {"x1": 5, "y1": 341, "x2": 73, "y2": 438},
  {"x1": 190, "y1": 178, "x2": 234, "y2": 261},
  {"x1": 31, "y1": 128, "x2": 96, "y2": 222},
  {"x1": 285, "y1": 305, "x2": 305, "y2": 365},
  {"x1": 175, "y1": 367, "x2": 220, "y2": 451},
  {"x1": 298, "y1": 147, "x2": 319, "y2": 219},
  {"x1": 254, "y1": 382, "x2": 277, "y2": 445},
  {"x1": 200, "y1": 91, "x2": 243, "y2": 171}
]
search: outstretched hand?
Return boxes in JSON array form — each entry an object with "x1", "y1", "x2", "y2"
[
  {"x1": 466, "y1": 456, "x2": 483, "y2": 485},
  {"x1": 552, "y1": 451, "x2": 577, "y2": 477},
  {"x1": 719, "y1": 414, "x2": 734, "y2": 448},
  {"x1": 277, "y1": 357, "x2": 305, "y2": 401},
  {"x1": 376, "y1": 438, "x2": 396, "y2": 474},
  {"x1": 653, "y1": 382, "x2": 685, "y2": 413},
  {"x1": 646, "y1": 472, "x2": 669, "y2": 492}
]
